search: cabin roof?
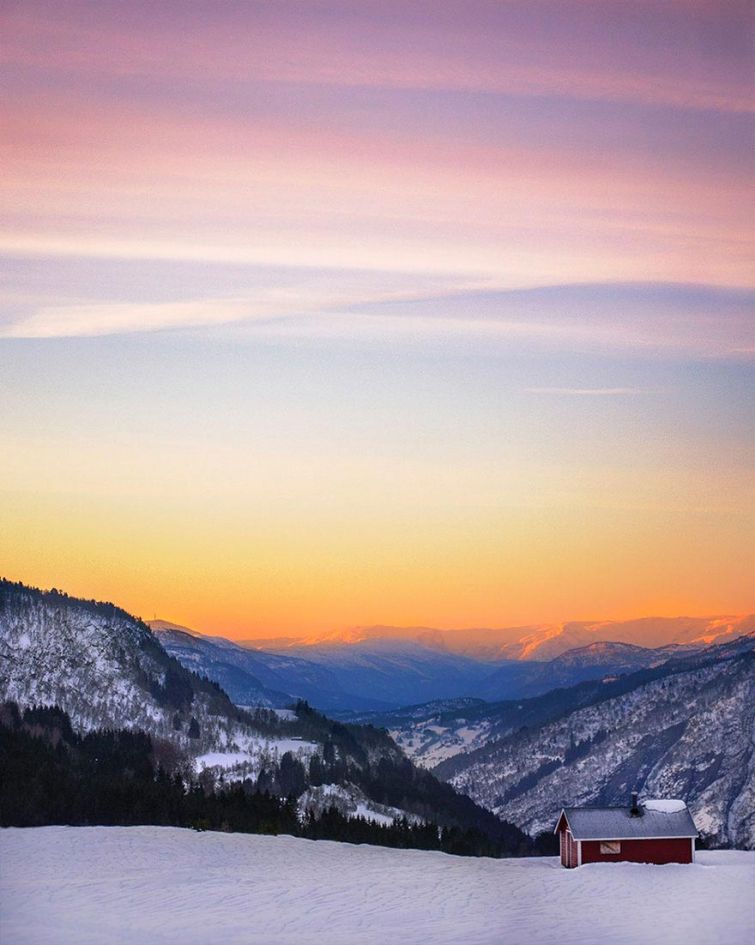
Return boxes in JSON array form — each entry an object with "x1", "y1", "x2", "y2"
[{"x1": 556, "y1": 803, "x2": 698, "y2": 840}]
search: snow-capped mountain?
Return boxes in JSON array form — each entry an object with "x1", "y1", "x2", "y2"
[
  {"x1": 345, "y1": 636, "x2": 755, "y2": 846},
  {"x1": 0, "y1": 580, "x2": 252, "y2": 751},
  {"x1": 255, "y1": 615, "x2": 754, "y2": 662},
  {"x1": 156, "y1": 619, "x2": 737, "y2": 709},
  {"x1": 270, "y1": 638, "x2": 498, "y2": 707},
  {"x1": 473, "y1": 639, "x2": 700, "y2": 700},
  {"x1": 158, "y1": 620, "x2": 519, "y2": 709},
  {"x1": 0, "y1": 579, "x2": 529, "y2": 847},
  {"x1": 0, "y1": 580, "x2": 407, "y2": 763},
  {"x1": 7, "y1": 577, "x2": 749, "y2": 846},
  {"x1": 431, "y1": 638, "x2": 755, "y2": 848},
  {"x1": 152, "y1": 622, "x2": 400, "y2": 711},
  {"x1": 158, "y1": 624, "x2": 503, "y2": 709}
]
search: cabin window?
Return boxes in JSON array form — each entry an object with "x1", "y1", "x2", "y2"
[{"x1": 600, "y1": 841, "x2": 621, "y2": 855}]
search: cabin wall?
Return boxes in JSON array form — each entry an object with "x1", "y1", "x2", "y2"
[
  {"x1": 558, "y1": 826, "x2": 579, "y2": 868},
  {"x1": 580, "y1": 837, "x2": 693, "y2": 865}
]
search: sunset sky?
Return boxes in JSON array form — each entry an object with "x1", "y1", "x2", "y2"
[{"x1": 1, "y1": 0, "x2": 753, "y2": 637}]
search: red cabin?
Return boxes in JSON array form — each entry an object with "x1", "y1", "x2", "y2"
[{"x1": 554, "y1": 793, "x2": 697, "y2": 868}]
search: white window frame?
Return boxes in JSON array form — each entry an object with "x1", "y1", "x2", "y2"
[{"x1": 600, "y1": 840, "x2": 622, "y2": 855}]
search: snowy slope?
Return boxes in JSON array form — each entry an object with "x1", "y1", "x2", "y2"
[
  {"x1": 1, "y1": 827, "x2": 753, "y2": 945},
  {"x1": 0, "y1": 582, "x2": 369, "y2": 776},
  {"x1": 0, "y1": 581, "x2": 250, "y2": 751},
  {"x1": 437, "y1": 648, "x2": 755, "y2": 847},
  {"x1": 347, "y1": 635, "x2": 755, "y2": 771},
  {"x1": 153, "y1": 624, "x2": 392, "y2": 712},
  {"x1": 193, "y1": 737, "x2": 320, "y2": 781},
  {"x1": 297, "y1": 782, "x2": 420, "y2": 826},
  {"x1": 1, "y1": 581, "x2": 526, "y2": 842}
]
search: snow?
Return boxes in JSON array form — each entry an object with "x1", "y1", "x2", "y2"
[
  {"x1": 320, "y1": 782, "x2": 347, "y2": 796},
  {"x1": 389, "y1": 716, "x2": 493, "y2": 769},
  {"x1": 195, "y1": 751, "x2": 251, "y2": 769},
  {"x1": 0, "y1": 591, "x2": 289, "y2": 761},
  {"x1": 272, "y1": 708, "x2": 297, "y2": 720},
  {"x1": 643, "y1": 798, "x2": 687, "y2": 813},
  {"x1": 194, "y1": 737, "x2": 320, "y2": 777},
  {"x1": 2, "y1": 828, "x2": 754, "y2": 945},
  {"x1": 443, "y1": 653, "x2": 755, "y2": 846},
  {"x1": 354, "y1": 803, "x2": 395, "y2": 826},
  {"x1": 297, "y1": 782, "x2": 418, "y2": 826}
]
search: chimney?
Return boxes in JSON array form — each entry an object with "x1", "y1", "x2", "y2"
[{"x1": 630, "y1": 791, "x2": 641, "y2": 817}]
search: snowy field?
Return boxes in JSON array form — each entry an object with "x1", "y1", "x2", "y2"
[{"x1": 1, "y1": 827, "x2": 753, "y2": 945}]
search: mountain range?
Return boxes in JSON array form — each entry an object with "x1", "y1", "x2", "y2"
[
  {"x1": 3, "y1": 578, "x2": 752, "y2": 848},
  {"x1": 242, "y1": 615, "x2": 754, "y2": 661},
  {"x1": 0, "y1": 579, "x2": 528, "y2": 848},
  {"x1": 150, "y1": 620, "x2": 382, "y2": 712},
  {"x1": 352, "y1": 635, "x2": 755, "y2": 847},
  {"x1": 151, "y1": 618, "x2": 750, "y2": 711}
]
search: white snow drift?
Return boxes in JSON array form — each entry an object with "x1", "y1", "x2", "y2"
[{"x1": 1, "y1": 827, "x2": 754, "y2": 945}]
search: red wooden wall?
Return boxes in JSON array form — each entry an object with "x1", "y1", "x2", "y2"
[{"x1": 580, "y1": 837, "x2": 693, "y2": 865}]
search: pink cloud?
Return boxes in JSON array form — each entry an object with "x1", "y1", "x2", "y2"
[{"x1": 2, "y1": 2, "x2": 751, "y2": 112}]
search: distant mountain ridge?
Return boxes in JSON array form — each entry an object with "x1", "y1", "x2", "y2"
[
  {"x1": 153, "y1": 623, "x2": 392, "y2": 712},
  {"x1": 153, "y1": 617, "x2": 752, "y2": 710},
  {"x1": 0, "y1": 579, "x2": 532, "y2": 849},
  {"x1": 237, "y1": 614, "x2": 754, "y2": 661},
  {"x1": 4, "y1": 579, "x2": 752, "y2": 849},
  {"x1": 350, "y1": 635, "x2": 755, "y2": 848},
  {"x1": 154, "y1": 622, "x2": 497, "y2": 710}
]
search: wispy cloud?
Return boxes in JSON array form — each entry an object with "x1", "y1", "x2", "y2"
[
  {"x1": 0, "y1": 280, "x2": 486, "y2": 339},
  {"x1": 0, "y1": 299, "x2": 255, "y2": 339},
  {"x1": 3, "y1": 280, "x2": 753, "y2": 361},
  {"x1": 3, "y1": 3, "x2": 752, "y2": 114}
]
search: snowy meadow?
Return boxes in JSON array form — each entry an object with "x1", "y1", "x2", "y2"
[{"x1": 1, "y1": 827, "x2": 753, "y2": 945}]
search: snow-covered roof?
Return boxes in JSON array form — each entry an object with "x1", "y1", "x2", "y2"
[
  {"x1": 556, "y1": 802, "x2": 697, "y2": 840},
  {"x1": 642, "y1": 798, "x2": 686, "y2": 813}
]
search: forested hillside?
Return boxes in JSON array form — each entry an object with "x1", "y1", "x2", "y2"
[{"x1": 0, "y1": 580, "x2": 532, "y2": 855}]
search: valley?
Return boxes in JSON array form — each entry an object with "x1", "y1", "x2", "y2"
[
  {"x1": 0, "y1": 580, "x2": 528, "y2": 854},
  {"x1": 2, "y1": 578, "x2": 753, "y2": 850}
]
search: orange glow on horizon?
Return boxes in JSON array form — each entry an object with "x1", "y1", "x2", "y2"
[{"x1": 1, "y1": 1, "x2": 752, "y2": 633}]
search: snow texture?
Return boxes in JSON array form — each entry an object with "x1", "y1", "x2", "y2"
[
  {"x1": 390, "y1": 716, "x2": 495, "y2": 768},
  {"x1": 0, "y1": 589, "x2": 255, "y2": 756},
  {"x1": 438, "y1": 646, "x2": 755, "y2": 847},
  {"x1": 643, "y1": 798, "x2": 687, "y2": 813},
  {"x1": 297, "y1": 782, "x2": 418, "y2": 826},
  {"x1": 1, "y1": 827, "x2": 753, "y2": 945},
  {"x1": 0, "y1": 587, "x2": 326, "y2": 777},
  {"x1": 194, "y1": 738, "x2": 319, "y2": 779}
]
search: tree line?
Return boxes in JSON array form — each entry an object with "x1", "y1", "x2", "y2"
[{"x1": 0, "y1": 701, "x2": 554, "y2": 857}]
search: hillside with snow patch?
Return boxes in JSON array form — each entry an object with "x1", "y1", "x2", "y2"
[
  {"x1": 0, "y1": 580, "x2": 529, "y2": 848},
  {"x1": 437, "y1": 643, "x2": 755, "y2": 847},
  {"x1": 0, "y1": 580, "x2": 250, "y2": 752}
]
